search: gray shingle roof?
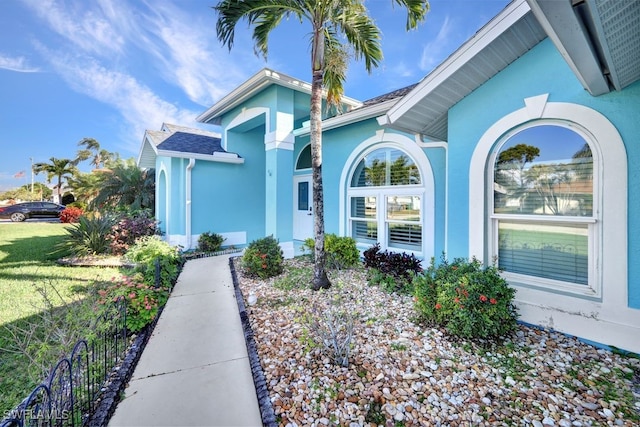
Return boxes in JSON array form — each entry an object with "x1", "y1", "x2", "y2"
[
  {"x1": 360, "y1": 83, "x2": 419, "y2": 107},
  {"x1": 157, "y1": 132, "x2": 225, "y2": 156}
]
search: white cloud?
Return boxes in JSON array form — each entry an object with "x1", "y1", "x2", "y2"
[
  {"x1": 135, "y1": 1, "x2": 257, "y2": 106},
  {"x1": 0, "y1": 54, "x2": 39, "y2": 72},
  {"x1": 419, "y1": 15, "x2": 454, "y2": 72},
  {"x1": 21, "y1": 0, "x2": 126, "y2": 57},
  {"x1": 45, "y1": 51, "x2": 200, "y2": 153}
]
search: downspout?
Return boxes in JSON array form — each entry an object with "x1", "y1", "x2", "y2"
[{"x1": 186, "y1": 158, "x2": 195, "y2": 250}]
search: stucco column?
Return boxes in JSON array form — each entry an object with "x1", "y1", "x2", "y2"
[{"x1": 264, "y1": 112, "x2": 295, "y2": 258}]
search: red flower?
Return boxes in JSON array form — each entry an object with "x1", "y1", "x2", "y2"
[
  {"x1": 479, "y1": 295, "x2": 488, "y2": 302},
  {"x1": 454, "y1": 297, "x2": 460, "y2": 303},
  {"x1": 261, "y1": 263, "x2": 267, "y2": 269},
  {"x1": 435, "y1": 303, "x2": 442, "y2": 310},
  {"x1": 490, "y1": 298, "x2": 497, "y2": 305}
]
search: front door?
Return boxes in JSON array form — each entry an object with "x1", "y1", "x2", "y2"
[{"x1": 293, "y1": 175, "x2": 313, "y2": 241}]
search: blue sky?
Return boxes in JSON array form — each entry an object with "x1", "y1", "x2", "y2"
[{"x1": 0, "y1": 0, "x2": 509, "y2": 192}]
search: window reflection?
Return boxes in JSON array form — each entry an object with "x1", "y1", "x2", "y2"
[
  {"x1": 494, "y1": 126, "x2": 593, "y2": 216},
  {"x1": 351, "y1": 148, "x2": 420, "y2": 187}
]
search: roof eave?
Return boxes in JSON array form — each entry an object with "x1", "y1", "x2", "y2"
[
  {"x1": 386, "y1": 0, "x2": 532, "y2": 129},
  {"x1": 293, "y1": 99, "x2": 397, "y2": 137},
  {"x1": 156, "y1": 149, "x2": 244, "y2": 164},
  {"x1": 526, "y1": 0, "x2": 610, "y2": 96},
  {"x1": 197, "y1": 68, "x2": 362, "y2": 125}
]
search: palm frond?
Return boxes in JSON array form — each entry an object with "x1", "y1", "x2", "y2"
[{"x1": 392, "y1": 0, "x2": 430, "y2": 30}]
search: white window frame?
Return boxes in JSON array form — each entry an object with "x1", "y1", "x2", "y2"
[
  {"x1": 469, "y1": 95, "x2": 627, "y2": 305},
  {"x1": 488, "y1": 121, "x2": 600, "y2": 297},
  {"x1": 340, "y1": 131, "x2": 435, "y2": 260}
]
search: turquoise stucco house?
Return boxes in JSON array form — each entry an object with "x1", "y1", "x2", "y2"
[{"x1": 138, "y1": 0, "x2": 640, "y2": 353}]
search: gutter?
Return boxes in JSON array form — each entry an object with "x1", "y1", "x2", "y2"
[{"x1": 186, "y1": 158, "x2": 195, "y2": 249}]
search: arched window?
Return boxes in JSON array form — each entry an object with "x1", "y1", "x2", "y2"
[
  {"x1": 490, "y1": 123, "x2": 597, "y2": 293},
  {"x1": 296, "y1": 144, "x2": 312, "y2": 170},
  {"x1": 348, "y1": 147, "x2": 423, "y2": 252}
]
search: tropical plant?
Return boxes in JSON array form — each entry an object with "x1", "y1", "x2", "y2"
[
  {"x1": 57, "y1": 215, "x2": 115, "y2": 256},
  {"x1": 91, "y1": 158, "x2": 155, "y2": 212},
  {"x1": 242, "y1": 235, "x2": 284, "y2": 279},
  {"x1": 66, "y1": 170, "x2": 105, "y2": 207},
  {"x1": 363, "y1": 243, "x2": 423, "y2": 293},
  {"x1": 75, "y1": 137, "x2": 116, "y2": 170},
  {"x1": 413, "y1": 256, "x2": 518, "y2": 341},
  {"x1": 32, "y1": 157, "x2": 79, "y2": 202},
  {"x1": 304, "y1": 234, "x2": 360, "y2": 269},
  {"x1": 108, "y1": 210, "x2": 159, "y2": 255},
  {"x1": 214, "y1": 0, "x2": 429, "y2": 290},
  {"x1": 197, "y1": 232, "x2": 226, "y2": 253},
  {"x1": 59, "y1": 206, "x2": 83, "y2": 223},
  {"x1": 125, "y1": 235, "x2": 182, "y2": 290}
]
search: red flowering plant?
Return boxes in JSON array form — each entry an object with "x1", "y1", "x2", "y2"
[
  {"x1": 59, "y1": 206, "x2": 83, "y2": 223},
  {"x1": 97, "y1": 273, "x2": 170, "y2": 332},
  {"x1": 413, "y1": 256, "x2": 518, "y2": 341},
  {"x1": 241, "y1": 235, "x2": 284, "y2": 279}
]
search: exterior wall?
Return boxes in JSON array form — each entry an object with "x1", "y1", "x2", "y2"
[
  {"x1": 318, "y1": 118, "x2": 446, "y2": 260},
  {"x1": 447, "y1": 38, "x2": 640, "y2": 352}
]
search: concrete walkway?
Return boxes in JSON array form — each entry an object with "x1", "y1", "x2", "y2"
[{"x1": 108, "y1": 255, "x2": 263, "y2": 427}]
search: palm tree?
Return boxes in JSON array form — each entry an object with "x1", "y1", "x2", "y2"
[
  {"x1": 215, "y1": 0, "x2": 429, "y2": 290},
  {"x1": 92, "y1": 158, "x2": 155, "y2": 212},
  {"x1": 32, "y1": 157, "x2": 79, "y2": 203},
  {"x1": 76, "y1": 138, "x2": 115, "y2": 170}
]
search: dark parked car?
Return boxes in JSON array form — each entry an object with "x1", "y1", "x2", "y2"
[{"x1": 0, "y1": 202, "x2": 66, "y2": 222}]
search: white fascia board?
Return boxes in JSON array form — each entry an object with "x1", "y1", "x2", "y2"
[
  {"x1": 157, "y1": 149, "x2": 244, "y2": 164},
  {"x1": 385, "y1": 0, "x2": 531, "y2": 124},
  {"x1": 293, "y1": 99, "x2": 396, "y2": 137},
  {"x1": 197, "y1": 68, "x2": 362, "y2": 125},
  {"x1": 526, "y1": 0, "x2": 610, "y2": 96}
]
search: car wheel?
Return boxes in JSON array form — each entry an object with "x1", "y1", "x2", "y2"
[{"x1": 10, "y1": 212, "x2": 26, "y2": 222}]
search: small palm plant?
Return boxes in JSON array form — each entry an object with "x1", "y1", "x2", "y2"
[{"x1": 57, "y1": 215, "x2": 115, "y2": 256}]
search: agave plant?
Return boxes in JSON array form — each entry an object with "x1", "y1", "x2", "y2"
[{"x1": 57, "y1": 215, "x2": 115, "y2": 257}]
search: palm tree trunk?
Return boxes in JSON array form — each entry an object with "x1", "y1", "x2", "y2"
[{"x1": 310, "y1": 67, "x2": 331, "y2": 291}]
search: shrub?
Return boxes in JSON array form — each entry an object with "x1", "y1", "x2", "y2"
[
  {"x1": 98, "y1": 273, "x2": 169, "y2": 333},
  {"x1": 125, "y1": 235, "x2": 182, "y2": 290},
  {"x1": 108, "y1": 211, "x2": 159, "y2": 255},
  {"x1": 59, "y1": 206, "x2": 83, "y2": 223},
  {"x1": 58, "y1": 215, "x2": 115, "y2": 256},
  {"x1": 302, "y1": 234, "x2": 360, "y2": 269},
  {"x1": 197, "y1": 232, "x2": 225, "y2": 253},
  {"x1": 242, "y1": 235, "x2": 284, "y2": 279},
  {"x1": 413, "y1": 256, "x2": 518, "y2": 341},
  {"x1": 363, "y1": 243, "x2": 423, "y2": 293}
]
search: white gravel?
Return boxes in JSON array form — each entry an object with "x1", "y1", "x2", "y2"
[{"x1": 235, "y1": 258, "x2": 640, "y2": 427}]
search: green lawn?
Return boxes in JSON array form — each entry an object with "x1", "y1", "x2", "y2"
[{"x1": 0, "y1": 222, "x2": 123, "y2": 416}]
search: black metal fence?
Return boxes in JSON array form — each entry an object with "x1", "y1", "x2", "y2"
[{"x1": 1, "y1": 299, "x2": 127, "y2": 427}]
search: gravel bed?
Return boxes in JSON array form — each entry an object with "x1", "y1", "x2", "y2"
[{"x1": 234, "y1": 258, "x2": 640, "y2": 427}]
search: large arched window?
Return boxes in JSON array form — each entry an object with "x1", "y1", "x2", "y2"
[
  {"x1": 489, "y1": 123, "x2": 597, "y2": 294},
  {"x1": 348, "y1": 147, "x2": 423, "y2": 252}
]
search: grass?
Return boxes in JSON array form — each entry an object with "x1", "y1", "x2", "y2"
[{"x1": 0, "y1": 222, "x2": 123, "y2": 416}]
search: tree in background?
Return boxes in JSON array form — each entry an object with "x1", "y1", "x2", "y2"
[
  {"x1": 91, "y1": 158, "x2": 155, "y2": 213},
  {"x1": 32, "y1": 157, "x2": 78, "y2": 203},
  {"x1": 0, "y1": 183, "x2": 52, "y2": 202},
  {"x1": 75, "y1": 138, "x2": 117, "y2": 170},
  {"x1": 214, "y1": 0, "x2": 429, "y2": 290}
]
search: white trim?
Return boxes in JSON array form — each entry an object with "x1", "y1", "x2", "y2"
[
  {"x1": 385, "y1": 0, "x2": 531, "y2": 124},
  {"x1": 158, "y1": 164, "x2": 169, "y2": 238},
  {"x1": 225, "y1": 107, "x2": 270, "y2": 151},
  {"x1": 185, "y1": 159, "x2": 195, "y2": 250},
  {"x1": 198, "y1": 68, "x2": 361, "y2": 125},
  {"x1": 469, "y1": 97, "x2": 637, "y2": 352},
  {"x1": 156, "y1": 149, "x2": 244, "y2": 164},
  {"x1": 339, "y1": 130, "x2": 435, "y2": 260}
]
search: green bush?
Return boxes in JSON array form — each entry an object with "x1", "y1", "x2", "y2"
[
  {"x1": 197, "y1": 232, "x2": 225, "y2": 253},
  {"x1": 302, "y1": 234, "x2": 360, "y2": 269},
  {"x1": 242, "y1": 235, "x2": 284, "y2": 279},
  {"x1": 98, "y1": 273, "x2": 169, "y2": 333},
  {"x1": 125, "y1": 235, "x2": 182, "y2": 289},
  {"x1": 413, "y1": 256, "x2": 518, "y2": 341},
  {"x1": 58, "y1": 215, "x2": 115, "y2": 256}
]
